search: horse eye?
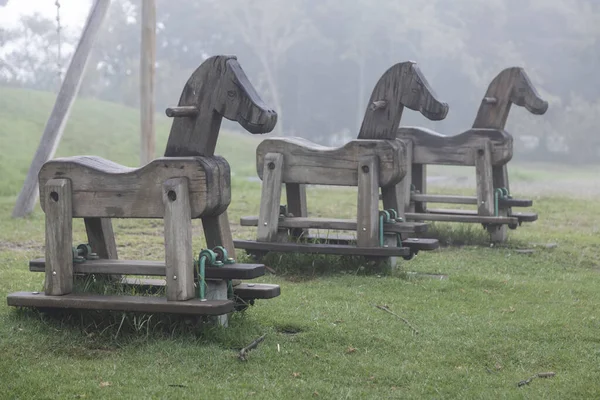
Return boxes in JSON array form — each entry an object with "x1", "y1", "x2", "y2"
[{"x1": 227, "y1": 90, "x2": 236, "y2": 98}]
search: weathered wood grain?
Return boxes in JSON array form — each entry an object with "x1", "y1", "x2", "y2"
[
  {"x1": 205, "y1": 280, "x2": 229, "y2": 326},
  {"x1": 396, "y1": 127, "x2": 512, "y2": 166},
  {"x1": 7, "y1": 292, "x2": 234, "y2": 315},
  {"x1": 233, "y1": 240, "x2": 410, "y2": 257},
  {"x1": 471, "y1": 67, "x2": 547, "y2": 241},
  {"x1": 164, "y1": 55, "x2": 277, "y2": 157},
  {"x1": 29, "y1": 258, "x2": 266, "y2": 280},
  {"x1": 239, "y1": 216, "x2": 428, "y2": 234},
  {"x1": 39, "y1": 155, "x2": 230, "y2": 218},
  {"x1": 84, "y1": 218, "x2": 117, "y2": 259},
  {"x1": 117, "y1": 279, "x2": 281, "y2": 301},
  {"x1": 256, "y1": 138, "x2": 406, "y2": 186},
  {"x1": 285, "y1": 183, "x2": 308, "y2": 237},
  {"x1": 413, "y1": 194, "x2": 479, "y2": 205},
  {"x1": 358, "y1": 61, "x2": 448, "y2": 140},
  {"x1": 356, "y1": 156, "x2": 379, "y2": 247},
  {"x1": 163, "y1": 178, "x2": 195, "y2": 301},
  {"x1": 163, "y1": 56, "x2": 277, "y2": 260},
  {"x1": 411, "y1": 164, "x2": 427, "y2": 213},
  {"x1": 298, "y1": 233, "x2": 438, "y2": 251},
  {"x1": 383, "y1": 140, "x2": 412, "y2": 220},
  {"x1": 43, "y1": 179, "x2": 73, "y2": 296},
  {"x1": 410, "y1": 194, "x2": 532, "y2": 207},
  {"x1": 257, "y1": 153, "x2": 284, "y2": 242},
  {"x1": 405, "y1": 212, "x2": 518, "y2": 224},
  {"x1": 472, "y1": 67, "x2": 548, "y2": 130},
  {"x1": 474, "y1": 143, "x2": 494, "y2": 216},
  {"x1": 202, "y1": 212, "x2": 236, "y2": 258},
  {"x1": 425, "y1": 208, "x2": 537, "y2": 222}
]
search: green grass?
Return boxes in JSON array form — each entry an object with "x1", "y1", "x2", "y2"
[{"x1": 1, "y1": 87, "x2": 600, "y2": 398}]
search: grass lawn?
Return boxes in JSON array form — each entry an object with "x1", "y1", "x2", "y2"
[{"x1": 1, "y1": 87, "x2": 599, "y2": 399}]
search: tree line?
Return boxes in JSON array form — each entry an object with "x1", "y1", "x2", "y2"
[{"x1": 1, "y1": 0, "x2": 599, "y2": 163}]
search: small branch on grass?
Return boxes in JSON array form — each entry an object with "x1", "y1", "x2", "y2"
[
  {"x1": 238, "y1": 334, "x2": 267, "y2": 361},
  {"x1": 517, "y1": 372, "x2": 556, "y2": 387},
  {"x1": 374, "y1": 305, "x2": 419, "y2": 335}
]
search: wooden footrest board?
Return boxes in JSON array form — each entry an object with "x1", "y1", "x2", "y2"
[
  {"x1": 401, "y1": 237, "x2": 439, "y2": 251},
  {"x1": 234, "y1": 283, "x2": 281, "y2": 300},
  {"x1": 405, "y1": 212, "x2": 519, "y2": 224},
  {"x1": 301, "y1": 233, "x2": 439, "y2": 251},
  {"x1": 233, "y1": 240, "x2": 410, "y2": 256},
  {"x1": 119, "y1": 279, "x2": 281, "y2": 301},
  {"x1": 28, "y1": 259, "x2": 265, "y2": 280},
  {"x1": 240, "y1": 216, "x2": 428, "y2": 234},
  {"x1": 411, "y1": 194, "x2": 533, "y2": 207},
  {"x1": 510, "y1": 212, "x2": 538, "y2": 222},
  {"x1": 426, "y1": 209, "x2": 537, "y2": 222},
  {"x1": 7, "y1": 292, "x2": 234, "y2": 315}
]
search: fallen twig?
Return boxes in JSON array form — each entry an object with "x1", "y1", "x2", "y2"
[
  {"x1": 374, "y1": 305, "x2": 419, "y2": 335},
  {"x1": 517, "y1": 372, "x2": 556, "y2": 387},
  {"x1": 238, "y1": 334, "x2": 267, "y2": 361}
]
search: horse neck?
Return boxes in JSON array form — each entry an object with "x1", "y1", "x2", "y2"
[
  {"x1": 165, "y1": 59, "x2": 226, "y2": 157},
  {"x1": 165, "y1": 110, "x2": 223, "y2": 157},
  {"x1": 472, "y1": 70, "x2": 519, "y2": 130}
]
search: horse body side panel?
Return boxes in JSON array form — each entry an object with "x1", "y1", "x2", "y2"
[
  {"x1": 256, "y1": 138, "x2": 407, "y2": 187},
  {"x1": 38, "y1": 156, "x2": 230, "y2": 218}
]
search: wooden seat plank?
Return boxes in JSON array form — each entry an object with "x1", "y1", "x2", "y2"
[
  {"x1": 233, "y1": 240, "x2": 410, "y2": 256},
  {"x1": 405, "y1": 212, "x2": 519, "y2": 224},
  {"x1": 239, "y1": 216, "x2": 428, "y2": 234},
  {"x1": 7, "y1": 292, "x2": 234, "y2": 315},
  {"x1": 28, "y1": 258, "x2": 265, "y2": 280}
]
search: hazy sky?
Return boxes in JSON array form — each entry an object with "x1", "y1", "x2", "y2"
[{"x1": 0, "y1": 0, "x2": 91, "y2": 29}]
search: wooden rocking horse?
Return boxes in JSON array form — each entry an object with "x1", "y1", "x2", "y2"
[
  {"x1": 7, "y1": 56, "x2": 280, "y2": 324},
  {"x1": 234, "y1": 61, "x2": 449, "y2": 268},
  {"x1": 395, "y1": 67, "x2": 548, "y2": 242}
]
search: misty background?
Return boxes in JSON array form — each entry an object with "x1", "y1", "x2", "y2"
[{"x1": 1, "y1": 0, "x2": 599, "y2": 164}]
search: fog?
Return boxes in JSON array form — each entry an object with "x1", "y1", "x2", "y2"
[{"x1": 1, "y1": 0, "x2": 599, "y2": 164}]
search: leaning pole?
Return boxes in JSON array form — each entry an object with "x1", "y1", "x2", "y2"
[{"x1": 12, "y1": 0, "x2": 111, "y2": 218}]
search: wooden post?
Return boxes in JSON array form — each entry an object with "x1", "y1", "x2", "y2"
[
  {"x1": 12, "y1": 0, "x2": 111, "y2": 218},
  {"x1": 43, "y1": 179, "x2": 73, "y2": 296},
  {"x1": 285, "y1": 183, "x2": 308, "y2": 237},
  {"x1": 140, "y1": 0, "x2": 156, "y2": 165},
  {"x1": 474, "y1": 142, "x2": 494, "y2": 216},
  {"x1": 163, "y1": 178, "x2": 195, "y2": 301},
  {"x1": 84, "y1": 218, "x2": 118, "y2": 260},
  {"x1": 488, "y1": 165, "x2": 510, "y2": 242},
  {"x1": 356, "y1": 156, "x2": 380, "y2": 247},
  {"x1": 382, "y1": 140, "x2": 412, "y2": 222},
  {"x1": 257, "y1": 153, "x2": 284, "y2": 242},
  {"x1": 412, "y1": 164, "x2": 427, "y2": 213}
]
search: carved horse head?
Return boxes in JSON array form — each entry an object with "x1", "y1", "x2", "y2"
[
  {"x1": 358, "y1": 61, "x2": 449, "y2": 140},
  {"x1": 165, "y1": 55, "x2": 278, "y2": 157},
  {"x1": 472, "y1": 67, "x2": 548, "y2": 130}
]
